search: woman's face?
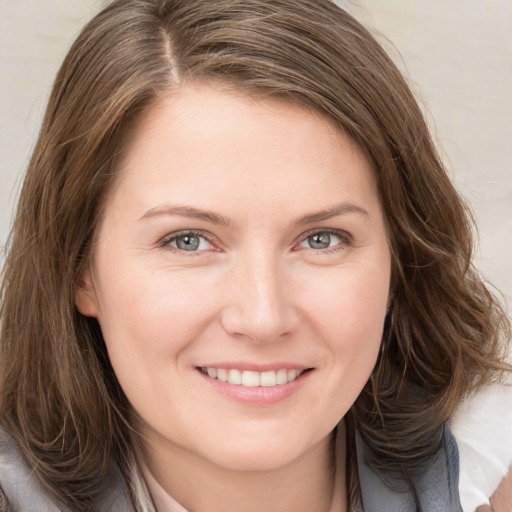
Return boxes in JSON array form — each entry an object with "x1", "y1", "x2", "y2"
[{"x1": 76, "y1": 85, "x2": 391, "y2": 472}]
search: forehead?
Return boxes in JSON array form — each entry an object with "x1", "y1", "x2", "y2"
[{"x1": 106, "y1": 84, "x2": 380, "y2": 223}]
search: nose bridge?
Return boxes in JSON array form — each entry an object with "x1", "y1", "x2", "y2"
[{"x1": 222, "y1": 244, "x2": 296, "y2": 343}]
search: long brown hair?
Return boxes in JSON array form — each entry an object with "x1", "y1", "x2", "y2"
[{"x1": 1, "y1": 0, "x2": 510, "y2": 510}]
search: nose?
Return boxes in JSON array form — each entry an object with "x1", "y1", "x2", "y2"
[{"x1": 220, "y1": 249, "x2": 299, "y2": 344}]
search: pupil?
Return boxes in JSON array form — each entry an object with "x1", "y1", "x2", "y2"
[
  {"x1": 309, "y1": 233, "x2": 330, "y2": 249},
  {"x1": 177, "y1": 235, "x2": 200, "y2": 251}
]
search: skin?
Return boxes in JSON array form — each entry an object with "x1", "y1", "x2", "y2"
[
  {"x1": 476, "y1": 469, "x2": 512, "y2": 512},
  {"x1": 76, "y1": 85, "x2": 392, "y2": 512}
]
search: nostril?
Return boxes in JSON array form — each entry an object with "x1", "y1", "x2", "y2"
[{"x1": 220, "y1": 303, "x2": 299, "y2": 344}]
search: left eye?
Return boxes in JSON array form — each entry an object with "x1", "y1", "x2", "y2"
[
  {"x1": 166, "y1": 232, "x2": 212, "y2": 252},
  {"x1": 299, "y1": 231, "x2": 343, "y2": 250}
]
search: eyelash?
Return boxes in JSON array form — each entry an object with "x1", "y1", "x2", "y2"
[
  {"x1": 159, "y1": 228, "x2": 353, "y2": 255},
  {"x1": 294, "y1": 228, "x2": 353, "y2": 254},
  {"x1": 160, "y1": 230, "x2": 217, "y2": 255}
]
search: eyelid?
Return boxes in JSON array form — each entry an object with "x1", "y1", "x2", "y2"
[
  {"x1": 293, "y1": 228, "x2": 353, "y2": 251},
  {"x1": 159, "y1": 229, "x2": 219, "y2": 252}
]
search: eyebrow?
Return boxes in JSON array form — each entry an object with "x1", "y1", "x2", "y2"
[
  {"x1": 296, "y1": 202, "x2": 369, "y2": 225},
  {"x1": 139, "y1": 205, "x2": 233, "y2": 226},
  {"x1": 139, "y1": 201, "x2": 368, "y2": 226}
]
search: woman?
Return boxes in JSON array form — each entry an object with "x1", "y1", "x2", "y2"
[{"x1": 0, "y1": 0, "x2": 510, "y2": 510}]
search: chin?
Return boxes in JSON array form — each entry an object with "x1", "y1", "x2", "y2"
[
  {"x1": 196, "y1": 430, "x2": 329, "y2": 473},
  {"x1": 208, "y1": 447, "x2": 302, "y2": 472}
]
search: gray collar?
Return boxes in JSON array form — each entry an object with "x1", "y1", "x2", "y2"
[
  {"x1": 356, "y1": 423, "x2": 463, "y2": 511},
  {"x1": 0, "y1": 428, "x2": 135, "y2": 512}
]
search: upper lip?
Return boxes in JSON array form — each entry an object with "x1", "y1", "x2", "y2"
[{"x1": 197, "y1": 362, "x2": 311, "y2": 372}]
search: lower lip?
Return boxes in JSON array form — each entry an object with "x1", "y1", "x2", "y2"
[{"x1": 196, "y1": 369, "x2": 312, "y2": 406}]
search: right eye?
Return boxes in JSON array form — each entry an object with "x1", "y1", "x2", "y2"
[
  {"x1": 300, "y1": 231, "x2": 342, "y2": 250},
  {"x1": 163, "y1": 231, "x2": 214, "y2": 252}
]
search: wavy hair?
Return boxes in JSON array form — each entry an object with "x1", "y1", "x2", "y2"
[{"x1": 0, "y1": 0, "x2": 510, "y2": 510}]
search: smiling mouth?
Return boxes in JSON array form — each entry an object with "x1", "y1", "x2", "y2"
[{"x1": 198, "y1": 367, "x2": 310, "y2": 388}]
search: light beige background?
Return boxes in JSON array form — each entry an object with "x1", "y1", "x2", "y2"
[{"x1": 1, "y1": 0, "x2": 511, "y2": 310}]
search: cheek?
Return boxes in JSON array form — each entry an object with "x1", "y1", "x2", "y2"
[
  {"x1": 94, "y1": 267, "x2": 218, "y2": 373},
  {"x1": 300, "y1": 262, "x2": 390, "y2": 378},
  {"x1": 305, "y1": 265, "x2": 389, "y2": 332},
  {"x1": 319, "y1": 270, "x2": 389, "y2": 406},
  {"x1": 94, "y1": 273, "x2": 213, "y2": 421}
]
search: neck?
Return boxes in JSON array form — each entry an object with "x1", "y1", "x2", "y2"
[{"x1": 139, "y1": 427, "x2": 346, "y2": 512}]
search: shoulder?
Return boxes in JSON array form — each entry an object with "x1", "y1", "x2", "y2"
[
  {"x1": 0, "y1": 427, "x2": 63, "y2": 511},
  {"x1": 452, "y1": 383, "x2": 512, "y2": 511},
  {"x1": 356, "y1": 423, "x2": 463, "y2": 512},
  {"x1": 0, "y1": 428, "x2": 135, "y2": 511},
  {"x1": 356, "y1": 383, "x2": 512, "y2": 511}
]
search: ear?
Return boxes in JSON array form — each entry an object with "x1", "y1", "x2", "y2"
[{"x1": 75, "y1": 269, "x2": 100, "y2": 318}]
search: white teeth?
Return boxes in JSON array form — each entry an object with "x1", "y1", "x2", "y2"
[
  {"x1": 287, "y1": 369, "x2": 298, "y2": 381},
  {"x1": 241, "y1": 370, "x2": 259, "y2": 387},
  {"x1": 201, "y1": 367, "x2": 306, "y2": 387},
  {"x1": 227, "y1": 369, "x2": 242, "y2": 385},
  {"x1": 276, "y1": 368, "x2": 288, "y2": 385},
  {"x1": 260, "y1": 371, "x2": 276, "y2": 387}
]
